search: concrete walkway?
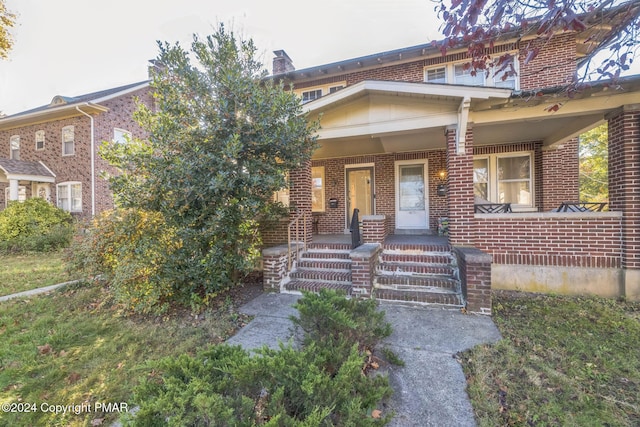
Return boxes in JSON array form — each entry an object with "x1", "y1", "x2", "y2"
[
  {"x1": 226, "y1": 292, "x2": 502, "y2": 427},
  {"x1": 0, "y1": 280, "x2": 81, "y2": 303}
]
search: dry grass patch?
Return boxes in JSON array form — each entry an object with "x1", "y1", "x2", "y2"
[{"x1": 461, "y1": 292, "x2": 640, "y2": 426}]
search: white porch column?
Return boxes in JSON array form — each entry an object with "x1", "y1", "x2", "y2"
[{"x1": 8, "y1": 179, "x2": 19, "y2": 201}]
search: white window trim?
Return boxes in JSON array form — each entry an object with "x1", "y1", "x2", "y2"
[
  {"x1": 9, "y1": 135, "x2": 20, "y2": 159},
  {"x1": 424, "y1": 53, "x2": 520, "y2": 90},
  {"x1": 113, "y1": 128, "x2": 132, "y2": 144},
  {"x1": 474, "y1": 151, "x2": 535, "y2": 210},
  {"x1": 312, "y1": 166, "x2": 325, "y2": 213},
  {"x1": 4, "y1": 186, "x2": 27, "y2": 207},
  {"x1": 294, "y1": 81, "x2": 347, "y2": 104},
  {"x1": 35, "y1": 130, "x2": 45, "y2": 151},
  {"x1": 62, "y1": 125, "x2": 75, "y2": 156},
  {"x1": 57, "y1": 181, "x2": 82, "y2": 213}
]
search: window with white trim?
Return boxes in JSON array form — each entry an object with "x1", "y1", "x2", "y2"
[
  {"x1": 57, "y1": 182, "x2": 82, "y2": 212},
  {"x1": 473, "y1": 153, "x2": 533, "y2": 208},
  {"x1": 424, "y1": 55, "x2": 519, "y2": 89},
  {"x1": 35, "y1": 130, "x2": 45, "y2": 151},
  {"x1": 312, "y1": 166, "x2": 325, "y2": 212},
  {"x1": 113, "y1": 128, "x2": 132, "y2": 144},
  {"x1": 9, "y1": 135, "x2": 19, "y2": 160},
  {"x1": 295, "y1": 81, "x2": 347, "y2": 104},
  {"x1": 62, "y1": 126, "x2": 75, "y2": 156}
]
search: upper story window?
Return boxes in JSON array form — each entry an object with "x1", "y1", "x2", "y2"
[
  {"x1": 35, "y1": 130, "x2": 45, "y2": 150},
  {"x1": 295, "y1": 82, "x2": 347, "y2": 104},
  {"x1": 113, "y1": 128, "x2": 132, "y2": 144},
  {"x1": 62, "y1": 125, "x2": 75, "y2": 156},
  {"x1": 425, "y1": 55, "x2": 519, "y2": 90},
  {"x1": 9, "y1": 135, "x2": 20, "y2": 160},
  {"x1": 474, "y1": 152, "x2": 533, "y2": 209}
]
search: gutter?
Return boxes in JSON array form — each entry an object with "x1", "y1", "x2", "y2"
[{"x1": 75, "y1": 104, "x2": 96, "y2": 216}]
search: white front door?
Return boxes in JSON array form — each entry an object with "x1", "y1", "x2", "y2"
[{"x1": 395, "y1": 160, "x2": 429, "y2": 230}]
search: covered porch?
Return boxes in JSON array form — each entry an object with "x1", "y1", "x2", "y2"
[
  {"x1": 0, "y1": 159, "x2": 56, "y2": 207},
  {"x1": 261, "y1": 78, "x2": 640, "y2": 308}
]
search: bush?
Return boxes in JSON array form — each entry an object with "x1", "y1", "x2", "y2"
[
  {"x1": 68, "y1": 208, "x2": 182, "y2": 314},
  {"x1": 0, "y1": 198, "x2": 73, "y2": 253},
  {"x1": 126, "y1": 291, "x2": 393, "y2": 426}
]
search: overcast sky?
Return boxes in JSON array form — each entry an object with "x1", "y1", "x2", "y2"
[
  {"x1": 0, "y1": 0, "x2": 442, "y2": 115},
  {"x1": 2, "y1": 1, "x2": 639, "y2": 116}
]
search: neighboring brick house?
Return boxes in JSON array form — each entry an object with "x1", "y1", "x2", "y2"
[
  {"x1": 264, "y1": 3, "x2": 640, "y2": 311},
  {"x1": 0, "y1": 81, "x2": 152, "y2": 217}
]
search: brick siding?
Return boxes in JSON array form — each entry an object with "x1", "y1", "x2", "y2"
[
  {"x1": 0, "y1": 86, "x2": 152, "y2": 217},
  {"x1": 608, "y1": 108, "x2": 640, "y2": 270},
  {"x1": 474, "y1": 214, "x2": 623, "y2": 268}
]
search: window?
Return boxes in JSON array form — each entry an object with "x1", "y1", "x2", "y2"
[
  {"x1": 113, "y1": 128, "x2": 132, "y2": 144},
  {"x1": 295, "y1": 81, "x2": 347, "y2": 104},
  {"x1": 312, "y1": 166, "x2": 325, "y2": 212},
  {"x1": 425, "y1": 67, "x2": 446, "y2": 83},
  {"x1": 273, "y1": 173, "x2": 290, "y2": 207},
  {"x1": 57, "y1": 182, "x2": 82, "y2": 212},
  {"x1": 454, "y1": 63, "x2": 485, "y2": 86},
  {"x1": 424, "y1": 55, "x2": 519, "y2": 89},
  {"x1": 473, "y1": 153, "x2": 533, "y2": 208},
  {"x1": 62, "y1": 126, "x2": 75, "y2": 155},
  {"x1": 35, "y1": 130, "x2": 45, "y2": 150},
  {"x1": 302, "y1": 89, "x2": 322, "y2": 104},
  {"x1": 9, "y1": 135, "x2": 19, "y2": 160},
  {"x1": 473, "y1": 158, "x2": 489, "y2": 200}
]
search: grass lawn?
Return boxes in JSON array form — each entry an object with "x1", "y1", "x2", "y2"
[
  {"x1": 461, "y1": 291, "x2": 640, "y2": 426},
  {"x1": 0, "y1": 281, "x2": 260, "y2": 426},
  {"x1": 0, "y1": 250, "x2": 78, "y2": 296}
]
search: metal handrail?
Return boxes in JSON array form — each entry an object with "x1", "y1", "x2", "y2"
[
  {"x1": 288, "y1": 211, "x2": 307, "y2": 270},
  {"x1": 350, "y1": 208, "x2": 362, "y2": 249}
]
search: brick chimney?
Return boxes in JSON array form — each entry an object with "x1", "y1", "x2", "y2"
[{"x1": 272, "y1": 50, "x2": 295, "y2": 75}]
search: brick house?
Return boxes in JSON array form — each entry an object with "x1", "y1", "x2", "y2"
[
  {"x1": 262, "y1": 4, "x2": 640, "y2": 312},
  {"x1": 0, "y1": 81, "x2": 152, "y2": 217}
]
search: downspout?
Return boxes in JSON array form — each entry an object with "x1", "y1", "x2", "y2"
[{"x1": 76, "y1": 104, "x2": 96, "y2": 216}]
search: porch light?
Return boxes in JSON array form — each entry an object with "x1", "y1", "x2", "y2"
[{"x1": 438, "y1": 170, "x2": 447, "y2": 181}]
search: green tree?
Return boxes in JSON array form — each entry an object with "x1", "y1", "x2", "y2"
[
  {"x1": 101, "y1": 24, "x2": 317, "y2": 306},
  {"x1": 579, "y1": 124, "x2": 608, "y2": 202},
  {"x1": 0, "y1": 0, "x2": 16, "y2": 59}
]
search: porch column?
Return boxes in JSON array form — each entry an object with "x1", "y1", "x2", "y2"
[
  {"x1": 607, "y1": 106, "x2": 640, "y2": 300},
  {"x1": 289, "y1": 160, "x2": 313, "y2": 244},
  {"x1": 445, "y1": 126, "x2": 475, "y2": 246},
  {"x1": 8, "y1": 179, "x2": 19, "y2": 201}
]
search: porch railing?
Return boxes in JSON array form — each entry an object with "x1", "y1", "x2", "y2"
[
  {"x1": 474, "y1": 203, "x2": 512, "y2": 213},
  {"x1": 288, "y1": 211, "x2": 308, "y2": 270},
  {"x1": 555, "y1": 202, "x2": 607, "y2": 212},
  {"x1": 350, "y1": 208, "x2": 362, "y2": 249}
]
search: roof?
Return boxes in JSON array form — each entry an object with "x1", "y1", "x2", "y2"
[
  {"x1": 0, "y1": 159, "x2": 56, "y2": 182},
  {"x1": 272, "y1": 1, "x2": 640, "y2": 83},
  {"x1": 0, "y1": 80, "x2": 149, "y2": 131}
]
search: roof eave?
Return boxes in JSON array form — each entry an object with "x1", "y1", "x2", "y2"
[{"x1": 0, "y1": 102, "x2": 109, "y2": 131}]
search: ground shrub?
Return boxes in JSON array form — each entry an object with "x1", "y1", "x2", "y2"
[
  {"x1": 68, "y1": 208, "x2": 182, "y2": 314},
  {"x1": 126, "y1": 290, "x2": 393, "y2": 426},
  {"x1": 0, "y1": 198, "x2": 73, "y2": 253}
]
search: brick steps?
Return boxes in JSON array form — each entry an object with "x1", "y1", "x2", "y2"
[
  {"x1": 285, "y1": 245, "x2": 353, "y2": 295},
  {"x1": 374, "y1": 243, "x2": 464, "y2": 307},
  {"x1": 284, "y1": 280, "x2": 353, "y2": 295}
]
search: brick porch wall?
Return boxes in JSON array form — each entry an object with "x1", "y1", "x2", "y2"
[
  {"x1": 541, "y1": 138, "x2": 579, "y2": 211},
  {"x1": 446, "y1": 127, "x2": 475, "y2": 246},
  {"x1": 474, "y1": 214, "x2": 623, "y2": 268}
]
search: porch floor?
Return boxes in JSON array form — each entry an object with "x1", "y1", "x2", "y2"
[{"x1": 312, "y1": 233, "x2": 449, "y2": 246}]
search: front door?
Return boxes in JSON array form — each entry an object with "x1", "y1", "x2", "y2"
[
  {"x1": 395, "y1": 160, "x2": 429, "y2": 230},
  {"x1": 346, "y1": 167, "x2": 374, "y2": 229}
]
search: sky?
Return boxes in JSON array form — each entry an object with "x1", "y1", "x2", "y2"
[{"x1": 0, "y1": 0, "x2": 441, "y2": 115}]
